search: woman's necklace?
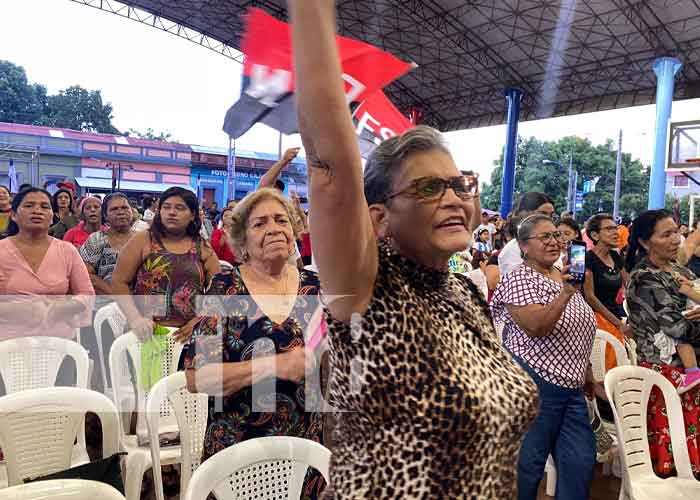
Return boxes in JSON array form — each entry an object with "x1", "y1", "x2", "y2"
[
  {"x1": 242, "y1": 264, "x2": 298, "y2": 323},
  {"x1": 107, "y1": 228, "x2": 134, "y2": 249}
]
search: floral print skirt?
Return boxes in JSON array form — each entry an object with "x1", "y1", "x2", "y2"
[{"x1": 642, "y1": 362, "x2": 700, "y2": 478}]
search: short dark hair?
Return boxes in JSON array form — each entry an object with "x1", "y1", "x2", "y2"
[
  {"x1": 585, "y1": 213, "x2": 614, "y2": 244},
  {"x1": 150, "y1": 187, "x2": 201, "y2": 243},
  {"x1": 18, "y1": 183, "x2": 32, "y2": 193},
  {"x1": 514, "y1": 192, "x2": 554, "y2": 216}
]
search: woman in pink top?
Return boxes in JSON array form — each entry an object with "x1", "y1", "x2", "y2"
[{"x1": 0, "y1": 188, "x2": 94, "y2": 341}]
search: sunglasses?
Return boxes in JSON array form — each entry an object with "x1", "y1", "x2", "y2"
[{"x1": 384, "y1": 175, "x2": 478, "y2": 203}]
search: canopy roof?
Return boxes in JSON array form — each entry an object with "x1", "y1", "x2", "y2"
[{"x1": 76, "y1": 0, "x2": 700, "y2": 131}]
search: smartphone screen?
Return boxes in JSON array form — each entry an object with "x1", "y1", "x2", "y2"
[{"x1": 568, "y1": 240, "x2": 587, "y2": 283}]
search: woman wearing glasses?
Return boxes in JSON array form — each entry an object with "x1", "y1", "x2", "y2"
[
  {"x1": 491, "y1": 213, "x2": 597, "y2": 500},
  {"x1": 290, "y1": 2, "x2": 538, "y2": 498},
  {"x1": 583, "y1": 214, "x2": 630, "y2": 368}
]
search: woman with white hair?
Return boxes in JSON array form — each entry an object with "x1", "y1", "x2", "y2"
[
  {"x1": 290, "y1": 1, "x2": 538, "y2": 498},
  {"x1": 184, "y1": 187, "x2": 326, "y2": 498}
]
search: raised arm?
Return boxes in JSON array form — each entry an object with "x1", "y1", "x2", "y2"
[
  {"x1": 290, "y1": 0, "x2": 377, "y2": 322},
  {"x1": 258, "y1": 147, "x2": 300, "y2": 189}
]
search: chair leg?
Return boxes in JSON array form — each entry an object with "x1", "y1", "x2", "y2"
[
  {"x1": 123, "y1": 452, "x2": 150, "y2": 500},
  {"x1": 545, "y1": 462, "x2": 557, "y2": 496}
]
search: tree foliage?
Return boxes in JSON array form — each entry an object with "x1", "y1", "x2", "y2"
[
  {"x1": 0, "y1": 60, "x2": 119, "y2": 134},
  {"x1": 125, "y1": 128, "x2": 176, "y2": 142},
  {"x1": 481, "y1": 136, "x2": 650, "y2": 221},
  {"x1": 0, "y1": 60, "x2": 47, "y2": 125}
]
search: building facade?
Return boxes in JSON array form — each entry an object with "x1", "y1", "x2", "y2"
[
  {"x1": 0, "y1": 123, "x2": 309, "y2": 208},
  {"x1": 0, "y1": 122, "x2": 193, "y2": 200},
  {"x1": 190, "y1": 145, "x2": 308, "y2": 207}
]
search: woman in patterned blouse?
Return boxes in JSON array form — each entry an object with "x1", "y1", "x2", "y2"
[
  {"x1": 184, "y1": 188, "x2": 326, "y2": 499},
  {"x1": 492, "y1": 213, "x2": 597, "y2": 500}
]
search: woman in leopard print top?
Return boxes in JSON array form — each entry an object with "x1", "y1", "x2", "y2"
[{"x1": 290, "y1": 2, "x2": 538, "y2": 498}]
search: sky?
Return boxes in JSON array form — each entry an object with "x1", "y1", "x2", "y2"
[{"x1": 3, "y1": 0, "x2": 700, "y2": 185}]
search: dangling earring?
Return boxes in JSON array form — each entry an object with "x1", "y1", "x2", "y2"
[{"x1": 382, "y1": 235, "x2": 394, "y2": 256}]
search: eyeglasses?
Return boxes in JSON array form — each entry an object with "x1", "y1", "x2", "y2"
[
  {"x1": 524, "y1": 231, "x2": 566, "y2": 244},
  {"x1": 384, "y1": 175, "x2": 478, "y2": 203}
]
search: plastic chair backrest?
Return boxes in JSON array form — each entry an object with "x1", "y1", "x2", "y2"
[
  {"x1": 604, "y1": 366, "x2": 695, "y2": 490},
  {"x1": 0, "y1": 479, "x2": 127, "y2": 500},
  {"x1": 590, "y1": 329, "x2": 630, "y2": 383},
  {"x1": 146, "y1": 372, "x2": 208, "y2": 500},
  {"x1": 108, "y1": 331, "x2": 184, "y2": 441},
  {"x1": 183, "y1": 436, "x2": 331, "y2": 500},
  {"x1": 93, "y1": 303, "x2": 127, "y2": 395},
  {"x1": 0, "y1": 387, "x2": 121, "y2": 486},
  {"x1": 0, "y1": 336, "x2": 89, "y2": 393}
]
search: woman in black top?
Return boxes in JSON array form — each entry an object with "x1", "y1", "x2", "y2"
[{"x1": 583, "y1": 214, "x2": 629, "y2": 336}]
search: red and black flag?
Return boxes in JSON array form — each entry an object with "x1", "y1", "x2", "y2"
[
  {"x1": 352, "y1": 90, "x2": 413, "y2": 157},
  {"x1": 223, "y1": 8, "x2": 414, "y2": 140}
]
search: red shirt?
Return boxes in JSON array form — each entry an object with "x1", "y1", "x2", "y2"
[
  {"x1": 63, "y1": 221, "x2": 100, "y2": 249},
  {"x1": 211, "y1": 228, "x2": 237, "y2": 264}
]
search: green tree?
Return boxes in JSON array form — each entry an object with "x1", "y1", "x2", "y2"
[
  {"x1": 125, "y1": 128, "x2": 176, "y2": 142},
  {"x1": 482, "y1": 136, "x2": 650, "y2": 221},
  {"x1": 42, "y1": 85, "x2": 119, "y2": 134},
  {"x1": 0, "y1": 60, "x2": 47, "y2": 125}
]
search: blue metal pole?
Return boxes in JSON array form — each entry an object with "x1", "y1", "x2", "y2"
[
  {"x1": 500, "y1": 87, "x2": 523, "y2": 218},
  {"x1": 648, "y1": 57, "x2": 682, "y2": 209}
]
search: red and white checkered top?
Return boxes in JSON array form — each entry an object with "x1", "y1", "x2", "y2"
[{"x1": 491, "y1": 264, "x2": 596, "y2": 389}]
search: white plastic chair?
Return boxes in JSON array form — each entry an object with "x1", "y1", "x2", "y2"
[
  {"x1": 146, "y1": 372, "x2": 208, "y2": 500},
  {"x1": 0, "y1": 479, "x2": 126, "y2": 500},
  {"x1": 0, "y1": 336, "x2": 92, "y2": 485},
  {"x1": 605, "y1": 365, "x2": 700, "y2": 500},
  {"x1": 93, "y1": 303, "x2": 127, "y2": 400},
  {"x1": 0, "y1": 336, "x2": 89, "y2": 393},
  {"x1": 183, "y1": 436, "x2": 331, "y2": 500},
  {"x1": 108, "y1": 331, "x2": 184, "y2": 500},
  {"x1": 0, "y1": 387, "x2": 120, "y2": 486},
  {"x1": 591, "y1": 329, "x2": 631, "y2": 383}
]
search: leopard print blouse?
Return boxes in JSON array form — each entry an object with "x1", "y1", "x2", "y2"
[{"x1": 324, "y1": 241, "x2": 538, "y2": 499}]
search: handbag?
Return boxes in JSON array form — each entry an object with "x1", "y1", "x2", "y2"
[{"x1": 25, "y1": 452, "x2": 126, "y2": 494}]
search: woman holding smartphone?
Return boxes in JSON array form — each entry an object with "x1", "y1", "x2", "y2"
[{"x1": 491, "y1": 213, "x2": 597, "y2": 500}]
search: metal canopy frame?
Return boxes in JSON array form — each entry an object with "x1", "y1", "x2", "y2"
[{"x1": 70, "y1": 0, "x2": 700, "y2": 132}]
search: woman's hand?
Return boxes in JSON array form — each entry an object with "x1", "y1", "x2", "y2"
[
  {"x1": 131, "y1": 315, "x2": 154, "y2": 342},
  {"x1": 560, "y1": 265, "x2": 581, "y2": 297},
  {"x1": 675, "y1": 274, "x2": 696, "y2": 297},
  {"x1": 173, "y1": 317, "x2": 201, "y2": 343},
  {"x1": 683, "y1": 308, "x2": 700, "y2": 321},
  {"x1": 277, "y1": 346, "x2": 316, "y2": 383}
]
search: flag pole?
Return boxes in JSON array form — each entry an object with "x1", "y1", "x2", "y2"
[
  {"x1": 278, "y1": 131, "x2": 283, "y2": 159},
  {"x1": 228, "y1": 137, "x2": 237, "y2": 202}
]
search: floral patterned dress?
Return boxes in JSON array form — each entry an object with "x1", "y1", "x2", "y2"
[
  {"x1": 132, "y1": 238, "x2": 206, "y2": 325},
  {"x1": 183, "y1": 267, "x2": 325, "y2": 499}
]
